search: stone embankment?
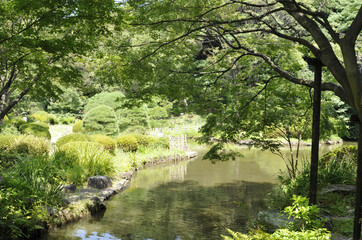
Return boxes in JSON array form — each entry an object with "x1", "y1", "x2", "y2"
[{"x1": 48, "y1": 151, "x2": 198, "y2": 230}]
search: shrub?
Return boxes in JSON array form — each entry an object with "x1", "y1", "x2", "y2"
[
  {"x1": 82, "y1": 105, "x2": 119, "y2": 136},
  {"x1": 90, "y1": 134, "x2": 117, "y2": 153},
  {"x1": 117, "y1": 135, "x2": 138, "y2": 152},
  {"x1": 18, "y1": 123, "x2": 51, "y2": 139},
  {"x1": 59, "y1": 141, "x2": 115, "y2": 181},
  {"x1": 72, "y1": 120, "x2": 83, "y2": 132},
  {"x1": 0, "y1": 135, "x2": 17, "y2": 151},
  {"x1": 152, "y1": 137, "x2": 169, "y2": 149},
  {"x1": 320, "y1": 145, "x2": 357, "y2": 164},
  {"x1": 7, "y1": 135, "x2": 51, "y2": 156},
  {"x1": 271, "y1": 146, "x2": 358, "y2": 209},
  {"x1": 56, "y1": 133, "x2": 91, "y2": 148},
  {"x1": 118, "y1": 105, "x2": 149, "y2": 132},
  {"x1": 133, "y1": 134, "x2": 155, "y2": 147},
  {"x1": 8, "y1": 117, "x2": 27, "y2": 129},
  {"x1": 31, "y1": 111, "x2": 58, "y2": 124},
  {"x1": 57, "y1": 115, "x2": 76, "y2": 125}
]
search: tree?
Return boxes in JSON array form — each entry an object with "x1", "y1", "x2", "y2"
[
  {"x1": 102, "y1": 0, "x2": 362, "y2": 238},
  {"x1": 0, "y1": 0, "x2": 121, "y2": 121}
]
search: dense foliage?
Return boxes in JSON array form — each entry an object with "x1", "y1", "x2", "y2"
[{"x1": 82, "y1": 105, "x2": 119, "y2": 136}]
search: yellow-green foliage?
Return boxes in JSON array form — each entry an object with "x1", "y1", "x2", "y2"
[
  {"x1": 133, "y1": 134, "x2": 155, "y2": 147},
  {"x1": 82, "y1": 105, "x2": 119, "y2": 136},
  {"x1": 117, "y1": 135, "x2": 138, "y2": 152},
  {"x1": 153, "y1": 137, "x2": 169, "y2": 149},
  {"x1": 31, "y1": 111, "x2": 58, "y2": 124},
  {"x1": 320, "y1": 145, "x2": 357, "y2": 164},
  {"x1": 221, "y1": 228, "x2": 330, "y2": 240},
  {"x1": 59, "y1": 141, "x2": 115, "y2": 179},
  {"x1": 18, "y1": 123, "x2": 51, "y2": 139},
  {"x1": 7, "y1": 135, "x2": 51, "y2": 155},
  {"x1": 56, "y1": 133, "x2": 91, "y2": 148},
  {"x1": 90, "y1": 134, "x2": 117, "y2": 153},
  {"x1": 72, "y1": 120, "x2": 83, "y2": 132},
  {"x1": 0, "y1": 135, "x2": 17, "y2": 151}
]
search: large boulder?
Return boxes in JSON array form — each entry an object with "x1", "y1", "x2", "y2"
[{"x1": 87, "y1": 176, "x2": 112, "y2": 189}]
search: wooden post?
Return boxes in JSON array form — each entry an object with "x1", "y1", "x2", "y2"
[{"x1": 308, "y1": 58, "x2": 322, "y2": 205}]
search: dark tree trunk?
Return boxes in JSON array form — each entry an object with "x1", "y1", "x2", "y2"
[
  {"x1": 309, "y1": 60, "x2": 322, "y2": 205},
  {"x1": 353, "y1": 121, "x2": 362, "y2": 239}
]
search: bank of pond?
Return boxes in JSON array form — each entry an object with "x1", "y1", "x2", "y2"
[{"x1": 0, "y1": 135, "x2": 358, "y2": 239}]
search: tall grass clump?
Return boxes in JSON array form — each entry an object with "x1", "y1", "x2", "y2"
[
  {"x1": 7, "y1": 135, "x2": 51, "y2": 156},
  {"x1": 0, "y1": 154, "x2": 64, "y2": 239},
  {"x1": 59, "y1": 141, "x2": 115, "y2": 183}
]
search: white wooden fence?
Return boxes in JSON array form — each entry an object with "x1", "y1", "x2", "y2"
[{"x1": 169, "y1": 135, "x2": 188, "y2": 151}]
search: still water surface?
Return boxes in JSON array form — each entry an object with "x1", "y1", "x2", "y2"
[{"x1": 43, "y1": 145, "x2": 339, "y2": 240}]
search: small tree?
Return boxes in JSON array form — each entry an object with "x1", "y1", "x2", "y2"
[{"x1": 82, "y1": 105, "x2": 119, "y2": 136}]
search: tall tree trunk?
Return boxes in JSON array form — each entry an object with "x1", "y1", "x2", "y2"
[
  {"x1": 309, "y1": 60, "x2": 322, "y2": 205},
  {"x1": 353, "y1": 121, "x2": 362, "y2": 239}
]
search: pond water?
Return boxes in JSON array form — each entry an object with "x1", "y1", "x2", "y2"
[{"x1": 41, "y1": 144, "x2": 342, "y2": 240}]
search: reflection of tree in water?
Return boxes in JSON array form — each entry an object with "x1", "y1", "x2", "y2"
[{"x1": 100, "y1": 180, "x2": 274, "y2": 240}]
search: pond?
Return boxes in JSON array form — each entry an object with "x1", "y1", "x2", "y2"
[{"x1": 41, "y1": 144, "x2": 341, "y2": 240}]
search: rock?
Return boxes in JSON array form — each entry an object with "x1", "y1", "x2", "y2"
[
  {"x1": 186, "y1": 151, "x2": 198, "y2": 158},
  {"x1": 120, "y1": 172, "x2": 133, "y2": 180},
  {"x1": 62, "y1": 184, "x2": 77, "y2": 193},
  {"x1": 321, "y1": 184, "x2": 355, "y2": 195},
  {"x1": 87, "y1": 176, "x2": 112, "y2": 189},
  {"x1": 238, "y1": 140, "x2": 254, "y2": 145},
  {"x1": 88, "y1": 196, "x2": 106, "y2": 215}
]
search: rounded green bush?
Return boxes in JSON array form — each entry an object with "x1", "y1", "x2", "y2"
[
  {"x1": 117, "y1": 135, "x2": 138, "y2": 152},
  {"x1": 7, "y1": 135, "x2": 51, "y2": 155},
  {"x1": 90, "y1": 134, "x2": 117, "y2": 153},
  {"x1": 133, "y1": 134, "x2": 155, "y2": 147},
  {"x1": 72, "y1": 120, "x2": 83, "y2": 132},
  {"x1": 82, "y1": 105, "x2": 119, "y2": 136},
  {"x1": 56, "y1": 133, "x2": 91, "y2": 148},
  {"x1": 18, "y1": 123, "x2": 51, "y2": 139}
]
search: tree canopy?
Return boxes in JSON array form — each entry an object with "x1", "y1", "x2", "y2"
[
  {"x1": 96, "y1": 0, "x2": 361, "y2": 238},
  {"x1": 0, "y1": 0, "x2": 121, "y2": 120}
]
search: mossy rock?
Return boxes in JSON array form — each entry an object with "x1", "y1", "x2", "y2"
[
  {"x1": 56, "y1": 133, "x2": 92, "y2": 148},
  {"x1": 19, "y1": 123, "x2": 51, "y2": 139},
  {"x1": 117, "y1": 135, "x2": 138, "y2": 152},
  {"x1": 82, "y1": 105, "x2": 119, "y2": 136}
]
